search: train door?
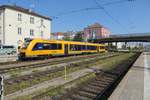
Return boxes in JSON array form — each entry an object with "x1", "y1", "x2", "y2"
[
  {"x1": 64, "y1": 44, "x2": 68, "y2": 55},
  {"x1": 97, "y1": 46, "x2": 100, "y2": 52}
]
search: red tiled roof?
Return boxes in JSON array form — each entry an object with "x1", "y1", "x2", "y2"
[{"x1": 87, "y1": 23, "x2": 103, "y2": 28}]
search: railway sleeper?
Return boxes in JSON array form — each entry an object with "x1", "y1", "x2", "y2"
[
  {"x1": 90, "y1": 80, "x2": 110, "y2": 85},
  {"x1": 81, "y1": 87, "x2": 101, "y2": 94},
  {"x1": 93, "y1": 81, "x2": 112, "y2": 87},
  {"x1": 28, "y1": 75, "x2": 34, "y2": 78},
  {"x1": 34, "y1": 74, "x2": 42, "y2": 77},
  {"x1": 38, "y1": 73, "x2": 47, "y2": 76},
  {"x1": 102, "y1": 77, "x2": 115, "y2": 81},
  {"x1": 70, "y1": 94, "x2": 92, "y2": 100},
  {"x1": 78, "y1": 91, "x2": 97, "y2": 99},
  {"x1": 102, "y1": 73, "x2": 118, "y2": 78},
  {"x1": 91, "y1": 83, "x2": 108, "y2": 88},
  {"x1": 98, "y1": 70, "x2": 120, "y2": 76},
  {"x1": 95, "y1": 78, "x2": 113, "y2": 83},
  {"x1": 86, "y1": 84, "x2": 104, "y2": 90},
  {"x1": 90, "y1": 82, "x2": 109, "y2": 87},
  {"x1": 97, "y1": 74, "x2": 115, "y2": 78},
  {"x1": 56, "y1": 97, "x2": 72, "y2": 100},
  {"x1": 110, "y1": 70, "x2": 124, "y2": 75},
  {"x1": 96, "y1": 77, "x2": 115, "y2": 82},
  {"x1": 14, "y1": 79, "x2": 21, "y2": 83},
  {"x1": 22, "y1": 77, "x2": 29, "y2": 81},
  {"x1": 76, "y1": 93, "x2": 95, "y2": 100},
  {"x1": 6, "y1": 81, "x2": 13, "y2": 85},
  {"x1": 95, "y1": 76, "x2": 113, "y2": 80}
]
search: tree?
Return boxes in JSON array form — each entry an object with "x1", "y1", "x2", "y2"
[
  {"x1": 63, "y1": 37, "x2": 72, "y2": 41},
  {"x1": 73, "y1": 31, "x2": 84, "y2": 42}
]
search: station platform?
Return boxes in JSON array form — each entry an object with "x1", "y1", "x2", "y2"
[
  {"x1": 109, "y1": 52, "x2": 150, "y2": 100},
  {"x1": 0, "y1": 55, "x2": 17, "y2": 63}
]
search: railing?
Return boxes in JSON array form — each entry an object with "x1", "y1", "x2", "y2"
[{"x1": 110, "y1": 33, "x2": 150, "y2": 38}]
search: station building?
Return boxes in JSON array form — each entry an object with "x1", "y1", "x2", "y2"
[{"x1": 0, "y1": 5, "x2": 52, "y2": 47}]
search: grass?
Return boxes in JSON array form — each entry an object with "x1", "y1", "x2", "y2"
[
  {"x1": 9, "y1": 70, "x2": 22, "y2": 77},
  {"x1": 13, "y1": 73, "x2": 95, "y2": 100},
  {"x1": 7, "y1": 53, "x2": 104, "y2": 75},
  {"x1": 5, "y1": 53, "x2": 134, "y2": 96}
]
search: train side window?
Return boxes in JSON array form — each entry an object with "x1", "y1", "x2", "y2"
[
  {"x1": 70, "y1": 44, "x2": 85, "y2": 51},
  {"x1": 43, "y1": 43, "x2": 50, "y2": 49},
  {"x1": 74, "y1": 45, "x2": 77, "y2": 51},
  {"x1": 92, "y1": 46, "x2": 96, "y2": 50},
  {"x1": 79, "y1": 45, "x2": 82, "y2": 50},
  {"x1": 76, "y1": 45, "x2": 78, "y2": 51},
  {"x1": 87, "y1": 46, "x2": 95, "y2": 50},
  {"x1": 77, "y1": 45, "x2": 79, "y2": 51},
  {"x1": 33, "y1": 43, "x2": 44, "y2": 50},
  {"x1": 70, "y1": 44, "x2": 73, "y2": 51},
  {"x1": 71, "y1": 45, "x2": 77, "y2": 51},
  {"x1": 72, "y1": 45, "x2": 76, "y2": 51},
  {"x1": 81, "y1": 45, "x2": 83, "y2": 50},
  {"x1": 70, "y1": 44, "x2": 75, "y2": 51},
  {"x1": 33, "y1": 43, "x2": 62, "y2": 50},
  {"x1": 87, "y1": 46, "x2": 89, "y2": 50},
  {"x1": 82, "y1": 45, "x2": 86, "y2": 50},
  {"x1": 51, "y1": 43, "x2": 61, "y2": 50},
  {"x1": 50, "y1": 43, "x2": 62, "y2": 50},
  {"x1": 57, "y1": 44, "x2": 62, "y2": 49},
  {"x1": 78, "y1": 45, "x2": 81, "y2": 50},
  {"x1": 50, "y1": 43, "x2": 56, "y2": 50}
]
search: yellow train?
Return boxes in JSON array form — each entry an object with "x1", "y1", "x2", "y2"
[{"x1": 18, "y1": 38, "x2": 106, "y2": 60}]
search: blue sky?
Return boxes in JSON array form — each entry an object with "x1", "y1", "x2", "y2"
[{"x1": 0, "y1": 0, "x2": 150, "y2": 34}]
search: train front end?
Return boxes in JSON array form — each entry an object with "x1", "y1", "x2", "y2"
[{"x1": 18, "y1": 38, "x2": 33, "y2": 60}]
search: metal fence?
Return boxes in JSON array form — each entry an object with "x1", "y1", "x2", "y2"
[{"x1": 110, "y1": 33, "x2": 150, "y2": 38}]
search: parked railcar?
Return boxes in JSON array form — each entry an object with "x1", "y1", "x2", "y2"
[{"x1": 18, "y1": 38, "x2": 106, "y2": 60}]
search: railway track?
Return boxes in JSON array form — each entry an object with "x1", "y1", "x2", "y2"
[
  {"x1": 0, "y1": 53, "x2": 103, "y2": 66},
  {"x1": 4, "y1": 53, "x2": 121, "y2": 95},
  {"x1": 38, "y1": 52, "x2": 141, "y2": 100},
  {"x1": 0, "y1": 53, "x2": 114, "y2": 74}
]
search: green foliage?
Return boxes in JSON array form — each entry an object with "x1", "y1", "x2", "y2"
[
  {"x1": 73, "y1": 31, "x2": 84, "y2": 41},
  {"x1": 63, "y1": 37, "x2": 72, "y2": 41}
]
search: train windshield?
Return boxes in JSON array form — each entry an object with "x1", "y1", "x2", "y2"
[{"x1": 22, "y1": 39, "x2": 32, "y2": 49}]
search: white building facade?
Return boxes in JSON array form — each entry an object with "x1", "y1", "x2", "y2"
[{"x1": 0, "y1": 5, "x2": 51, "y2": 47}]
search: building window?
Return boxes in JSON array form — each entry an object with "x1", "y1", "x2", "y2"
[
  {"x1": 30, "y1": 17, "x2": 34, "y2": 24},
  {"x1": 41, "y1": 19, "x2": 44, "y2": 26},
  {"x1": 18, "y1": 14, "x2": 22, "y2": 21},
  {"x1": 30, "y1": 29, "x2": 34, "y2": 36},
  {"x1": 18, "y1": 27, "x2": 22, "y2": 35},
  {"x1": 41, "y1": 31, "x2": 44, "y2": 37}
]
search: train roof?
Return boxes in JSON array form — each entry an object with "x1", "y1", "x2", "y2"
[{"x1": 30, "y1": 38, "x2": 104, "y2": 46}]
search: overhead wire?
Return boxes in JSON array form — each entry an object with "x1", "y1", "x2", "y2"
[
  {"x1": 51, "y1": 0, "x2": 135, "y2": 19},
  {"x1": 102, "y1": 0, "x2": 135, "y2": 6},
  {"x1": 51, "y1": 7, "x2": 102, "y2": 19},
  {"x1": 94, "y1": 0, "x2": 130, "y2": 32}
]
